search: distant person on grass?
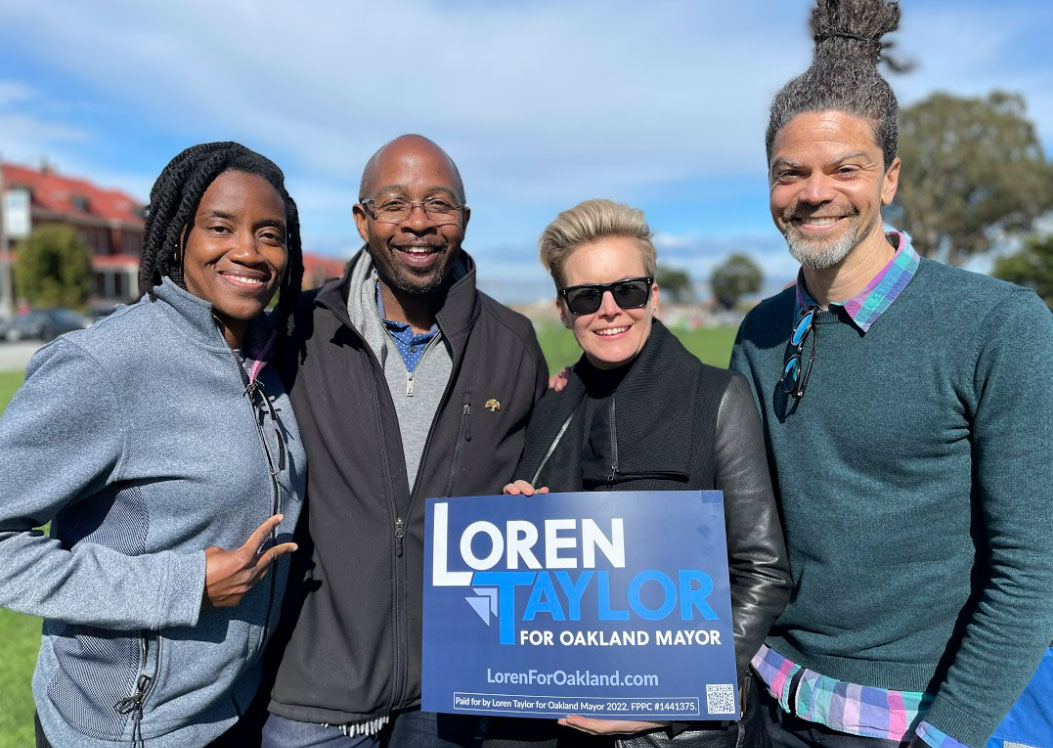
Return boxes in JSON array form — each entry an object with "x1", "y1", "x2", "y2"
[
  {"x1": 0, "y1": 142, "x2": 307, "y2": 747},
  {"x1": 729, "y1": 2, "x2": 1053, "y2": 747},
  {"x1": 485, "y1": 199, "x2": 790, "y2": 748}
]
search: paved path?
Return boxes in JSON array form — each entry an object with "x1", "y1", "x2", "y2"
[{"x1": 0, "y1": 342, "x2": 42, "y2": 373}]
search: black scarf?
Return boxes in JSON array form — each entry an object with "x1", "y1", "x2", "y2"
[{"x1": 515, "y1": 321, "x2": 724, "y2": 492}]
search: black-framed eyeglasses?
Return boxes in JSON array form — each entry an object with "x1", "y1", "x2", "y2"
[
  {"x1": 359, "y1": 196, "x2": 465, "y2": 225},
  {"x1": 781, "y1": 306, "x2": 818, "y2": 399},
  {"x1": 558, "y1": 277, "x2": 654, "y2": 316}
]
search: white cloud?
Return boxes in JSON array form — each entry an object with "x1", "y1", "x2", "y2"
[
  {"x1": 0, "y1": 0, "x2": 1048, "y2": 300},
  {"x1": 0, "y1": 113, "x2": 87, "y2": 152},
  {"x1": 654, "y1": 232, "x2": 697, "y2": 250},
  {"x1": 894, "y1": 4, "x2": 1053, "y2": 145},
  {"x1": 503, "y1": 227, "x2": 796, "y2": 302},
  {"x1": 6, "y1": 2, "x2": 1044, "y2": 188},
  {"x1": 0, "y1": 1, "x2": 803, "y2": 196},
  {"x1": 0, "y1": 80, "x2": 33, "y2": 108},
  {"x1": 654, "y1": 232, "x2": 799, "y2": 293},
  {"x1": 0, "y1": 79, "x2": 91, "y2": 166},
  {"x1": 3, "y1": 1, "x2": 1048, "y2": 196}
]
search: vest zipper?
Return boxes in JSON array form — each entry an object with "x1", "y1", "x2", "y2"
[
  {"x1": 607, "y1": 397, "x2": 619, "y2": 485},
  {"x1": 443, "y1": 393, "x2": 472, "y2": 497},
  {"x1": 390, "y1": 512, "x2": 406, "y2": 710},
  {"x1": 396, "y1": 321, "x2": 470, "y2": 709},
  {"x1": 348, "y1": 325, "x2": 419, "y2": 714},
  {"x1": 365, "y1": 302, "x2": 459, "y2": 712}
]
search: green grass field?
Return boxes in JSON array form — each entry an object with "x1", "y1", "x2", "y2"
[
  {"x1": 0, "y1": 326, "x2": 735, "y2": 745},
  {"x1": 0, "y1": 370, "x2": 35, "y2": 748},
  {"x1": 536, "y1": 321, "x2": 736, "y2": 373}
]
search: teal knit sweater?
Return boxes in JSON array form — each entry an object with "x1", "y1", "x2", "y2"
[{"x1": 730, "y1": 259, "x2": 1053, "y2": 747}]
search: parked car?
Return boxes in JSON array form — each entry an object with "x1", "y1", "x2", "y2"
[
  {"x1": 83, "y1": 305, "x2": 121, "y2": 323},
  {"x1": 2, "y1": 309, "x2": 90, "y2": 342}
]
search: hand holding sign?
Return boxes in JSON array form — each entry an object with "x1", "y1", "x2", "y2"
[
  {"x1": 204, "y1": 514, "x2": 297, "y2": 608},
  {"x1": 558, "y1": 716, "x2": 669, "y2": 735},
  {"x1": 503, "y1": 480, "x2": 549, "y2": 497}
]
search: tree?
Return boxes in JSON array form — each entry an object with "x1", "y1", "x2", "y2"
[
  {"x1": 655, "y1": 264, "x2": 693, "y2": 303},
  {"x1": 992, "y1": 235, "x2": 1053, "y2": 310},
  {"x1": 710, "y1": 253, "x2": 762, "y2": 310},
  {"x1": 896, "y1": 91, "x2": 1053, "y2": 266},
  {"x1": 14, "y1": 224, "x2": 93, "y2": 309}
]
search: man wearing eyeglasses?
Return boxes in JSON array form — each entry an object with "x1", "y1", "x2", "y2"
[
  {"x1": 728, "y1": 3, "x2": 1053, "y2": 748},
  {"x1": 260, "y1": 134, "x2": 548, "y2": 748}
]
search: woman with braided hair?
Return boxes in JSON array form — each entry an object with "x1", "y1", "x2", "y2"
[{"x1": 0, "y1": 142, "x2": 307, "y2": 747}]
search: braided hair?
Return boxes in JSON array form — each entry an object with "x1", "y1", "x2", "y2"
[
  {"x1": 766, "y1": 0, "x2": 908, "y2": 169},
  {"x1": 138, "y1": 141, "x2": 304, "y2": 335}
]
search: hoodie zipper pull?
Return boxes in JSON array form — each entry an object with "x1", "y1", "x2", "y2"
[
  {"x1": 395, "y1": 517, "x2": 405, "y2": 557},
  {"x1": 115, "y1": 673, "x2": 152, "y2": 747},
  {"x1": 114, "y1": 674, "x2": 152, "y2": 714}
]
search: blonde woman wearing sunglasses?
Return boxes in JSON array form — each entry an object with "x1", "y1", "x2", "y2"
[{"x1": 484, "y1": 199, "x2": 791, "y2": 748}]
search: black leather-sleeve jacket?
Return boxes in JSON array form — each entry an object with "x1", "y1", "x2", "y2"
[
  {"x1": 508, "y1": 322, "x2": 790, "y2": 748},
  {"x1": 714, "y1": 373, "x2": 791, "y2": 681}
]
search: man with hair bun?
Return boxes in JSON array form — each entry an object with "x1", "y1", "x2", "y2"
[{"x1": 730, "y1": 1, "x2": 1053, "y2": 747}]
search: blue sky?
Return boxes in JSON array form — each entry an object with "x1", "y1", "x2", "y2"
[{"x1": 1, "y1": 0, "x2": 1050, "y2": 301}]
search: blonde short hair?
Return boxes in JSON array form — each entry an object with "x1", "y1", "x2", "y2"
[{"x1": 538, "y1": 199, "x2": 657, "y2": 288}]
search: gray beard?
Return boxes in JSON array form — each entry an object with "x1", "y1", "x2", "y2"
[{"x1": 784, "y1": 227, "x2": 858, "y2": 270}]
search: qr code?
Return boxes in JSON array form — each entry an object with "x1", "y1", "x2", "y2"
[{"x1": 706, "y1": 683, "x2": 736, "y2": 715}]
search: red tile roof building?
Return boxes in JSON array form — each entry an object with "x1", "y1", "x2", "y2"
[
  {"x1": 302, "y1": 253, "x2": 347, "y2": 290},
  {"x1": 1, "y1": 160, "x2": 350, "y2": 315},
  {"x1": 1, "y1": 160, "x2": 145, "y2": 308}
]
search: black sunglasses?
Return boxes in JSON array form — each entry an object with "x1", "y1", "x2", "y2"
[
  {"x1": 558, "y1": 276, "x2": 654, "y2": 316},
  {"x1": 781, "y1": 306, "x2": 818, "y2": 399}
]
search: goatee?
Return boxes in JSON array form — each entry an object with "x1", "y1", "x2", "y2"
[{"x1": 784, "y1": 229, "x2": 858, "y2": 270}]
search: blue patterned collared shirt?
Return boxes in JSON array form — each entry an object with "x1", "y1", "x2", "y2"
[{"x1": 376, "y1": 282, "x2": 440, "y2": 372}]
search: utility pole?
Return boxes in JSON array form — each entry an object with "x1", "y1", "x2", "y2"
[{"x1": 0, "y1": 154, "x2": 13, "y2": 320}]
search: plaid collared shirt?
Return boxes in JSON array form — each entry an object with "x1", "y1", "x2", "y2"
[
  {"x1": 793, "y1": 230, "x2": 920, "y2": 331},
  {"x1": 754, "y1": 645, "x2": 965, "y2": 747}
]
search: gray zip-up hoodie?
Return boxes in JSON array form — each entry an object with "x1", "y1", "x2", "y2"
[{"x1": 0, "y1": 279, "x2": 306, "y2": 748}]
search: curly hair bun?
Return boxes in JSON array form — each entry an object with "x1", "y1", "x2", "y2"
[{"x1": 765, "y1": 0, "x2": 908, "y2": 168}]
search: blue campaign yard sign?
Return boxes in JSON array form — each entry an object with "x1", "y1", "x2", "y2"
[{"x1": 422, "y1": 490, "x2": 739, "y2": 721}]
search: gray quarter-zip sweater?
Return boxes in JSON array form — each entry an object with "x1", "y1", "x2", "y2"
[
  {"x1": 0, "y1": 279, "x2": 306, "y2": 748},
  {"x1": 347, "y1": 253, "x2": 455, "y2": 492}
]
